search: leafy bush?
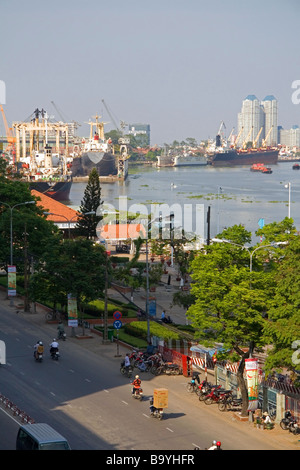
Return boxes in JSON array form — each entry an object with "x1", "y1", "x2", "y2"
[{"x1": 124, "y1": 321, "x2": 181, "y2": 341}]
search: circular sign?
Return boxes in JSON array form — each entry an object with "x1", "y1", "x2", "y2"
[
  {"x1": 113, "y1": 320, "x2": 122, "y2": 329},
  {"x1": 113, "y1": 310, "x2": 122, "y2": 320}
]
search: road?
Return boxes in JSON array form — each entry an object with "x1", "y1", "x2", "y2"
[{"x1": 0, "y1": 298, "x2": 298, "y2": 451}]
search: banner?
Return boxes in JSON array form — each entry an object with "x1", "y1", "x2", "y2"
[
  {"x1": 68, "y1": 294, "x2": 78, "y2": 327},
  {"x1": 245, "y1": 358, "x2": 259, "y2": 411},
  {"x1": 7, "y1": 266, "x2": 16, "y2": 296}
]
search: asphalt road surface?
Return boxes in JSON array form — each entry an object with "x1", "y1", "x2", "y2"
[{"x1": 0, "y1": 298, "x2": 298, "y2": 452}]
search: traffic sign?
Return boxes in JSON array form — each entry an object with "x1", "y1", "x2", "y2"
[
  {"x1": 113, "y1": 310, "x2": 122, "y2": 320},
  {"x1": 113, "y1": 320, "x2": 122, "y2": 329}
]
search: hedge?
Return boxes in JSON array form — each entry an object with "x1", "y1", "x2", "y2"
[{"x1": 124, "y1": 321, "x2": 181, "y2": 341}]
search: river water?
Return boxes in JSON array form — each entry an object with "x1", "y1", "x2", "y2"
[{"x1": 68, "y1": 161, "x2": 300, "y2": 244}]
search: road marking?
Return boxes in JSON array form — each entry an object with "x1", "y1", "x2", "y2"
[
  {"x1": 103, "y1": 389, "x2": 109, "y2": 393},
  {"x1": 121, "y1": 400, "x2": 128, "y2": 405},
  {"x1": 166, "y1": 427, "x2": 174, "y2": 433},
  {"x1": 143, "y1": 413, "x2": 150, "y2": 418},
  {"x1": 85, "y1": 378, "x2": 91, "y2": 382},
  {"x1": 50, "y1": 392, "x2": 56, "y2": 397},
  {"x1": 69, "y1": 369, "x2": 75, "y2": 373}
]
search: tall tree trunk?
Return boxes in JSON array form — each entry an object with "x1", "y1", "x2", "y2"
[{"x1": 236, "y1": 354, "x2": 249, "y2": 416}]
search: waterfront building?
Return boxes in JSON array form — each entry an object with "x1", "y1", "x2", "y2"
[{"x1": 278, "y1": 125, "x2": 300, "y2": 148}]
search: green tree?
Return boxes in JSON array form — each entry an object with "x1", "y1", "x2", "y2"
[
  {"x1": 76, "y1": 168, "x2": 103, "y2": 239},
  {"x1": 263, "y1": 235, "x2": 300, "y2": 377},
  {"x1": 187, "y1": 224, "x2": 287, "y2": 416},
  {"x1": 30, "y1": 238, "x2": 107, "y2": 321}
]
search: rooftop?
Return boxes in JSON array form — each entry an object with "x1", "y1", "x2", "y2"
[{"x1": 31, "y1": 190, "x2": 79, "y2": 224}]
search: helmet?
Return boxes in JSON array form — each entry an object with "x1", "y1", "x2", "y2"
[
  {"x1": 212, "y1": 440, "x2": 217, "y2": 445},
  {"x1": 135, "y1": 375, "x2": 139, "y2": 379},
  {"x1": 39, "y1": 341, "x2": 43, "y2": 345},
  {"x1": 53, "y1": 339, "x2": 56, "y2": 341},
  {"x1": 216, "y1": 441, "x2": 221, "y2": 447}
]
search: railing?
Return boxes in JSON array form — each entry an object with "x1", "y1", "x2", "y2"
[{"x1": 0, "y1": 394, "x2": 35, "y2": 424}]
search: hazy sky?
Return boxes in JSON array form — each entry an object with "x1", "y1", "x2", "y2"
[{"x1": 1, "y1": 0, "x2": 300, "y2": 145}]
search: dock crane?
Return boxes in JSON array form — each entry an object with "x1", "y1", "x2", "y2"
[
  {"x1": 233, "y1": 126, "x2": 243, "y2": 148},
  {"x1": 227, "y1": 127, "x2": 235, "y2": 146},
  {"x1": 0, "y1": 104, "x2": 16, "y2": 156},
  {"x1": 242, "y1": 126, "x2": 253, "y2": 149},
  {"x1": 101, "y1": 99, "x2": 123, "y2": 133},
  {"x1": 253, "y1": 126, "x2": 263, "y2": 149},
  {"x1": 262, "y1": 125, "x2": 273, "y2": 147}
]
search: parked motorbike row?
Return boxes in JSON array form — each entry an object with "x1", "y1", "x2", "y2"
[
  {"x1": 121, "y1": 350, "x2": 182, "y2": 376},
  {"x1": 187, "y1": 376, "x2": 242, "y2": 412},
  {"x1": 188, "y1": 376, "x2": 300, "y2": 433}
]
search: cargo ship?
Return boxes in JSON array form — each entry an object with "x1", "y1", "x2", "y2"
[
  {"x1": 71, "y1": 115, "x2": 117, "y2": 177},
  {"x1": 12, "y1": 109, "x2": 73, "y2": 201},
  {"x1": 208, "y1": 148, "x2": 279, "y2": 167}
]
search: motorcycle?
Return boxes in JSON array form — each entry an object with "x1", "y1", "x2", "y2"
[
  {"x1": 132, "y1": 386, "x2": 143, "y2": 400},
  {"x1": 186, "y1": 373, "x2": 201, "y2": 393},
  {"x1": 50, "y1": 349, "x2": 60, "y2": 361},
  {"x1": 280, "y1": 417, "x2": 300, "y2": 434},
  {"x1": 57, "y1": 330, "x2": 66, "y2": 341},
  {"x1": 204, "y1": 387, "x2": 232, "y2": 405},
  {"x1": 218, "y1": 395, "x2": 242, "y2": 412},
  {"x1": 34, "y1": 352, "x2": 43, "y2": 362},
  {"x1": 154, "y1": 361, "x2": 182, "y2": 376},
  {"x1": 198, "y1": 383, "x2": 219, "y2": 401},
  {"x1": 149, "y1": 397, "x2": 163, "y2": 420}
]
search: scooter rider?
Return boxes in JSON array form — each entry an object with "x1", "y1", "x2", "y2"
[
  {"x1": 57, "y1": 321, "x2": 65, "y2": 339},
  {"x1": 131, "y1": 375, "x2": 141, "y2": 394},
  {"x1": 34, "y1": 341, "x2": 44, "y2": 359},
  {"x1": 50, "y1": 338, "x2": 59, "y2": 355},
  {"x1": 207, "y1": 440, "x2": 222, "y2": 450}
]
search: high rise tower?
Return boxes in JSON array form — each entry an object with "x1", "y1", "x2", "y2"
[
  {"x1": 237, "y1": 95, "x2": 265, "y2": 147},
  {"x1": 261, "y1": 95, "x2": 278, "y2": 146}
]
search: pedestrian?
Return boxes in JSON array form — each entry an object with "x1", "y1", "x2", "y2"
[{"x1": 161, "y1": 310, "x2": 165, "y2": 322}]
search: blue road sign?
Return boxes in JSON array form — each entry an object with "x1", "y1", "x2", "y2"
[{"x1": 113, "y1": 320, "x2": 122, "y2": 329}]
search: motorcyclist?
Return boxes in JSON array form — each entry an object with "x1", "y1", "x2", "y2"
[
  {"x1": 50, "y1": 338, "x2": 59, "y2": 355},
  {"x1": 57, "y1": 321, "x2": 65, "y2": 339},
  {"x1": 131, "y1": 375, "x2": 142, "y2": 395},
  {"x1": 34, "y1": 341, "x2": 44, "y2": 359},
  {"x1": 124, "y1": 353, "x2": 131, "y2": 373},
  {"x1": 207, "y1": 440, "x2": 222, "y2": 450}
]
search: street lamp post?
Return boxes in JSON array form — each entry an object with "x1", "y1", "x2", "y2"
[
  {"x1": 284, "y1": 182, "x2": 291, "y2": 218},
  {"x1": 44, "y1": 211, "x2": 95, "y2": 238},
  {"x1": 0, "y1": 200, "x2": 36, "y2": 305}
]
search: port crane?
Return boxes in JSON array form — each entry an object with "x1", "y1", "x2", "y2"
[
  {"x1": 101, "y1": 99, "x2": 128, "y2": 136},
  {"x1": 262, "y1": 125, "x2": 273, "y2": 147},
  {"x1": 0, "y1": 104, "x2": 16, "y2": 157},
  {"x1": 253, "y1": 126, "x2": 263, "y2": 149},
  {"x1": 242, "y1": 126, "x2": 253, "y2": 149},
  {"x1": 233, "y1": 127, "x2": 244, "y2": 148}
]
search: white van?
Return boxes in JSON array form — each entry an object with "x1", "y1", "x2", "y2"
[{"x1": 16, "y1": 423, "x2": 71, "y2": 450}]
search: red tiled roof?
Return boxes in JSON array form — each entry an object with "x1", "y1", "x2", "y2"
[
  {"x1": 98, "y1": 223, "x2": 146, "y2": 241},
  {"x1": 31, "y1": 190, "x2": 79, "y2": 223}
]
